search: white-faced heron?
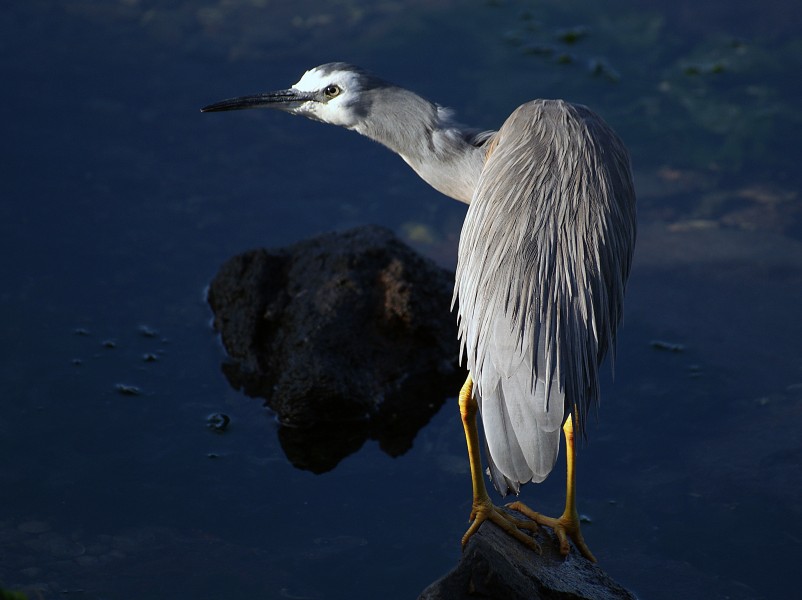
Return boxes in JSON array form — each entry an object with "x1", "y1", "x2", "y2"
[{"x1": 202, "y1": 63, "x2": 637, "y2": 561}]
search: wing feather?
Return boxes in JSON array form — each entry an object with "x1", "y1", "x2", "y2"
[{"x1": 453, "y1": 99, "x2": 636, "y2": 494}]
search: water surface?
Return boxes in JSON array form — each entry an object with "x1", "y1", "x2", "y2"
[{"x1": 1, "y1": 1, "x2": 801, "y2": 598}]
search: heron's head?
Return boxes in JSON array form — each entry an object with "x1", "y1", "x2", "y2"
[{"x1": 201, "y1": 62, "x2": 385, "y2": 129}]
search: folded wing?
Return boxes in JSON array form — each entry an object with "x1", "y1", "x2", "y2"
[{"x1": 454, "y1": 99, "x2": 636, "y2": 495}]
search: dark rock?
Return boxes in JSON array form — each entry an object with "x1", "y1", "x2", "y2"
[
  {"x1": 206, "y1": 413, "x2": 230, "y2": 433},
  {"x1": 419, "y1": 510, "x2": 637, "y2": 600},
  {"x1": 114, "y1": 383, "x2": 142, "y2": 396},
  {"x1": 138, "y1": 325, "x2": 159, "y2": 338},
  {"x1": 207, "y1": 225, "x2": 466, "y2": 472}
]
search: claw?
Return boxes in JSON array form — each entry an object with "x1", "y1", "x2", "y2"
[
  {"x1": 463, "y1": 500, "x2": 541, "y2": 553},
  {"x1": 507, "y1": 500, "x2": 596, "y2": 562}
]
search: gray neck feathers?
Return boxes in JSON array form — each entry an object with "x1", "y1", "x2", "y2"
[{"x1": 354, "y1": 87, "x2": 489, "y2": 204}]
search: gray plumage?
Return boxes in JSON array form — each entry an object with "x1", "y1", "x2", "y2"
[
  {"x1": 455, "y1": 99, "x2": 635, "y2": 494},
  {"x1": 202, "y1": 63, "x2": 637, "y2": 497}
]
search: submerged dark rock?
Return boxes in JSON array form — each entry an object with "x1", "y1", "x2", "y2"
[
  {"x1": 419, "y1": 510, "x2": 637, "y2": 600},
  {"x1": 207, "y1": 225, "x2": 465, "y2": 472},
  {"x1": 206, "y1": 412, "x2": 230, "y2": 433}
]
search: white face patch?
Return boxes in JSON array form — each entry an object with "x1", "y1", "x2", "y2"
[
  {"x1": 289, "y1": 67, "x2": 363, "y2": 128},
  {"x1": 293, "y1": 68, "x2": 333, "y2": 92}
]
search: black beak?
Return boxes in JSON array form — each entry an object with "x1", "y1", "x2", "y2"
[{"x1": 201, "y1": 89, "x2": 314, "y2": 113}]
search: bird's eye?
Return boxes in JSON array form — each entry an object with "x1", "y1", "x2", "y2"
[{"x1": 323, "y1": 84, "x2": 341, "y2": 99}]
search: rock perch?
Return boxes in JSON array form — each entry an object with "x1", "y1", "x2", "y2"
[{"x1": 419, "y1": 509, "x2": 637, "y2": 600}]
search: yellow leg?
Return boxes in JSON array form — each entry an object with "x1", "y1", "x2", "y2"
[
  {"x1": 507, "y1": 414, "x2": 597, "y2": 562},
  {"x1": 459, "y1": 374, "x2": 540, "y2": 552}
]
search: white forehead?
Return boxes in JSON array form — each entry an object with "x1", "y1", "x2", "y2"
[{"x1": 292, "y1": 67, "x2": 360, "y2": 92}]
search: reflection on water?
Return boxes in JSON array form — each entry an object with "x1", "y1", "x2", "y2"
[{"x1": 1, "y1": 1, "x2": 801, "y2": 599}]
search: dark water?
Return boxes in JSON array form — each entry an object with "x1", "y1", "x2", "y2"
[{"x1": 2, "y1": 1, "x2": 801, "y2": 598}]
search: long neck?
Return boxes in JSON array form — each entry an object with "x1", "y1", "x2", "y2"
[{"x1": 353, "y1": 88, "x2": 487, "y2": 204}]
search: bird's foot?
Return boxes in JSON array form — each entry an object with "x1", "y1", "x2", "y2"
[
  {"x1": 462, "y1": 497, "x2": 541, "y2": 553},
  {"x1": 506, "y1": 501, "x2": 596, "y2": 562}
]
